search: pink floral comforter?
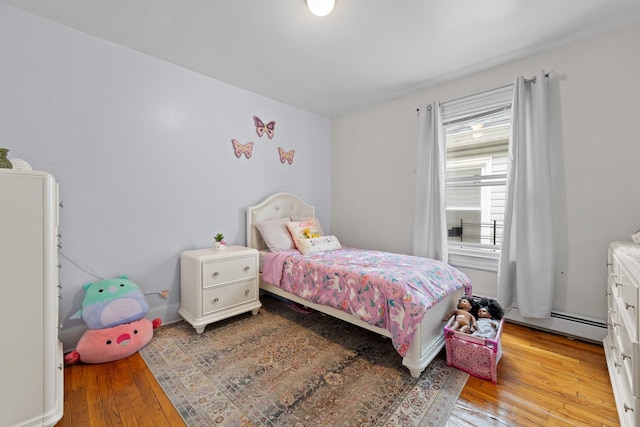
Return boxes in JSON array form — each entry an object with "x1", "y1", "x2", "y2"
[{"x1": 261, "y1": 248, "x2": 472, "y2": 356}]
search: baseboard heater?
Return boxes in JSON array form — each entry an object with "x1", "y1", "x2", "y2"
[{"x1": 505, "y1": 307, "x2": 607, "y2": 344}]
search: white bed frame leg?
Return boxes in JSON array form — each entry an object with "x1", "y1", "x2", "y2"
[
  {"x1": 407, "y1": 367, "x2": 423, "y2": 379},
  {"x1": 401, "y1": 289, "x2": 462, "y2": 378},
  {"x1": 402, "y1": 334, "x2": 446, "y2": 378}
]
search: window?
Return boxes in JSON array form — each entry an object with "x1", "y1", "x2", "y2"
[{"x1": 441, "y1": 86, "x2": 513, "y2": 270}]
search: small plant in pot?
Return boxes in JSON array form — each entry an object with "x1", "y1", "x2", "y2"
[{"x1": 214, "y1": 233, "x2": 226, "y2": 250}]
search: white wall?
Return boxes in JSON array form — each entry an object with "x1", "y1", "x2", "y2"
[
  {"x1": 331, "y1": 23, "x2": 640, "y2": 328},
  {"x1": 0, "y1": 4, "x2": 331, "y2": 350}
]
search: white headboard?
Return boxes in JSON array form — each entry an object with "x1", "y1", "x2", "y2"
[{"x1": 246, "y1": 192, "x2": 315, "y2": 251}]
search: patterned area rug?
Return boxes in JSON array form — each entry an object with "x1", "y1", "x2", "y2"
[{"x1": 140, "y1": 296, "x2": 468, "y2": 427}]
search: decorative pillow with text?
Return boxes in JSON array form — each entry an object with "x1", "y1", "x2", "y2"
[
  {"x1": 291, "y1": 216, "x2": 325, "y2": 236},
  {"x1": 286, "y1": 219, "x2": 324, "y2": 248},
  {"x1": 296, "y1": 235, "x2": 342, "y2": 255}
]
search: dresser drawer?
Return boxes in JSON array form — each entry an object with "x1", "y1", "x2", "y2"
[
  {"x1": 202, "y1": 280, "x2": 258, "y2": 315},
  {"x1": 618, "y1": 365, "x2": 640, "y2": 427},
  {"x1": 618, "y1": 325, "x2": 640, "y2": 398},
  {"x1": 202, "y1": 256, "x2": 257, "y2": 287},
  {"x1": 618, "y1": 263, "x2": 639, "y2": 342},
  {"x1": 608, "y1": 286, "x2": 618, "y2": 330},
  {"x1": 609, "y1": 274, "x2": 621, "y2": 300}
]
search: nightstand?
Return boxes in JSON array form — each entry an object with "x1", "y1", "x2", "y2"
[{"x1": 179, "y1": 245, "x2": 261, "y2": 334}]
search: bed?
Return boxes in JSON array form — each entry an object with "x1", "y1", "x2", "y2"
[{"x1": 246, "y1": 192, "x2": 471, "y2": 378}]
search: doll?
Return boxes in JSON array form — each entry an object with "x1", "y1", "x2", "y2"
[
  {"x1": 443, "y1": 296, "x2": 477, "y2": 333},
  {"x1": 471, "y1": 298, "x2": 504, "y2": 339}
]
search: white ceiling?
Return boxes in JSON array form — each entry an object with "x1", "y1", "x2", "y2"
[{"x1": 3, "y1": 0, "x2": 640, "y2": 117}]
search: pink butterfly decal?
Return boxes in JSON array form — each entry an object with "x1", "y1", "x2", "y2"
[
  {"x1": 254, "y1": 116, "x2": 276, "y2": 139},
  {"x1": 278, "y1": 147, "x2": 295, "y2": 165},
  {"x1": 232, "y1": 139, "x2": 254, "y2": 159}
]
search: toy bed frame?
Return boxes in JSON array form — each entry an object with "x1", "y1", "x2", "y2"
[{"x1": 246, "y1": 192, "x2": 464, "y2": 378}]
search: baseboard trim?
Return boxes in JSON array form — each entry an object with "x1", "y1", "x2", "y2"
[{"x1": 505, "y1": 308, "x2": 607, "y2": 344}]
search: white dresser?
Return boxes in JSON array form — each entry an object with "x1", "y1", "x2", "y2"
[
  {"x1": 0, "y1": 169, "x2": 64, "y2": 426},
  {"x1": 605, "y1": 241, "x2": 640, "y2": 427},
  {"x1": 179, "y1": 246, "x2": 261, "y2": 333}
]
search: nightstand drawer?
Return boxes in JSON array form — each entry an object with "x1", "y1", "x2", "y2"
[
  {"x1": 202, "y1": 256, "x2": 257, "y2": 287},
  {"x1": 202, "y1": 280, "x2": 257, "y2": 315}
]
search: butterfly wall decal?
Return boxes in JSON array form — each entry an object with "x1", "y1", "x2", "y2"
[
  {"x1": 254, "y1": 116, "x2": 276, "y2": 139},
  {"x1": 278, "y1": 147, "x2": 295, "y2": 165},
  {"x1": 232, "y1": 139, "x2": 254, "y2": 159}
]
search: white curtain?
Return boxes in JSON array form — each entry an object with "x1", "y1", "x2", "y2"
[
  {"x1": 413, "y1": 103, "x2": 448, "y2": 262},
  {"x1": 498, "y1": 70, "x2": 554, "y2": 318}
]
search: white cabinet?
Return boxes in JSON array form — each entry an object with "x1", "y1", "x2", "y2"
[
  {"x1": 179, "y1": 246, "x2": 261, "y2": 333},
  {"x1": 604, "y1": 241, "x2": 640, "y2": 427},
  {"x1": 0, "y1": 169, "x2": 63, "y2": 427}
]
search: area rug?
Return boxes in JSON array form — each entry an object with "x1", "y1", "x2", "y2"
[{"x1": 139, "y1": 296, "x2": 468, "y2": 427}]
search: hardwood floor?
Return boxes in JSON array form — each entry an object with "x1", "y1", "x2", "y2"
[
  {"x1": 55, "y1": 321, "x2": 619, "y2": 427},
  {"x1": 448, "y1": 322, "x2": 619, "y2": 427},
  {"x1": 56, "y1": 351, "x2": 184, "y2": 426}
]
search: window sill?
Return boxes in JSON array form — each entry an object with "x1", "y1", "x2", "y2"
[{"x1": 448, "y1": 247, "x2": 499, "y2": 272}]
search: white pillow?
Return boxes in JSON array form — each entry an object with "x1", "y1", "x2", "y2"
[
  {"x1": 296, "y1": 235, "x2": 342, "y2": 255},
  {"x1": 255, "y1": 217, "x2": 294, "y2": 252}
]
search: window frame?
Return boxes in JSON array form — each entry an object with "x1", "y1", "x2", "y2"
[{"x1": 440, "y1": 85, "x2": 513, "y2": 272}]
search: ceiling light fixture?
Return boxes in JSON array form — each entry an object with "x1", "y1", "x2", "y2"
[{"x1": 306, "y1": 0, "x2": 336, "y2": 17}]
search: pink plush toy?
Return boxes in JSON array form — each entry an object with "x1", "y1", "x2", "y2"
[{"x1": 64, "y1": 317, "x2": 161, "y2": 365}]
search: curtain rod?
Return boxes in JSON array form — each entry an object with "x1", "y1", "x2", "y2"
[
  {"x1": 524, "y1": 71, "x2": 550, "y2": 84},
  {"x1": 416, "y1": 72, "x2": 550, "y2": 112}
]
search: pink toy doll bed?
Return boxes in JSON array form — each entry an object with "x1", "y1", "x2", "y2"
[
  {"x1": 246, "y1": 192, "x2": 472, "y2": 378},
  {"x1": 444, "y1": 316, "x2": 504, "y2": 383}
]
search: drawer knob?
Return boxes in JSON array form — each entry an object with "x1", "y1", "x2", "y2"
[
  {"x1": 243, "y1": 266, "x2": 250, "y2": 272},
  {"x1": 245, "y1": 289, "x2": 250, "y2": 296},
  {"x1": 211, "y1": 298, "x2": 219, "y2": 304},
  {"x1": 615, "y1": 282, "x2": 623, "y2": 288},
  {"x1": 622, "y1": 353, "x2": 631, "y2": 361},
  {"x1": 625, "y1": 302, "x2": 635, "y2": 310},
  {"x1": 212, "y1": 272, "x2": 219, "y2": 278},
  {"x1": 624, "y1": 403, "x2": 634, "y2": 413}
]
